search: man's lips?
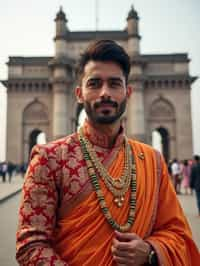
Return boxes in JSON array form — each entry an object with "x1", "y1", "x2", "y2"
[
  {"x1": 97, "y1": 103, "x2": 114, "y2": 108},
  {"x1": 94, "y1": 101, "x2": 118, "y2": 109},
  {"x1": 95, "y1": 104, "x2": 116, "y2": 113}
]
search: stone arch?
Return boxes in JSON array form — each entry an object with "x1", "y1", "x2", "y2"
[
  {"x1": 152, "y1": 127, "x2": 170, "y2": 162},
  {"x1": 23, "y1": 99, "x2": 49, "y2": 123},
  {"x1": 22, "y1": 99, "x2": 49, "y2": 162},
  {"x1": 148, "y1": 97, "x2": 176, "y2": 161},
  {"x1": 29, "y1": 129, "x2": 41, "y2": 154},
  {"x1": 150, "y1": 97, "x2": 175, "y2": 119}
]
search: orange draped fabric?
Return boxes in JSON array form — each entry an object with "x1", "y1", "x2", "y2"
[
  {"x1": 53, "y1": 140, "x2": 200, "y2": 265},
  {"x1": 53, "y1": 141, "x2": 131, "y2": 265}
]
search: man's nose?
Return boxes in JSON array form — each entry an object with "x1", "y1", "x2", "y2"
[{"x1": 99, "y1": 82, "x2": 111, "y2": 98}]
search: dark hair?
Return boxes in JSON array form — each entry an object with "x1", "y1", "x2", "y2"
[
  {"x1": 76, "y1": 39, "x2": 130, "y2": 84},
  {"x1": 193, "y1": 155, "x2": 200, "y2": 162}
]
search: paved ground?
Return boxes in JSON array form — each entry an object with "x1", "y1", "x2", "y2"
[
  {"x1": 0, "y1": 177, "x2": 199, "y2": 265},
  {"x1": 178, "y1": 193, "x2": 200, "y2": 249},
  {"x1": 0, "y1": 174, "x2": 23, "y2": 203},
  {"x1": 0, "y1": 193, "x2": 20, "y2": 266}
]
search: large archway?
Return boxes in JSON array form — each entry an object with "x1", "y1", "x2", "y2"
[
  {"x1": 23, "y1": 99, "x2": 49, "y2": 162},
  {"x1": 29, "y1": 129, "x2": 47, "y2": 154},
  {"x1": 148, "y1": 97, "x2": 176, "y2": 162},
  {"x1": 152, "y1": 130, "x2": 162, "y2": 153},
  {"x1": 29, "y1": 129, "x2": 41, "y2": 154},
  {"x1": 152, "y1": 127, "x2": 169, "y2": 162}
]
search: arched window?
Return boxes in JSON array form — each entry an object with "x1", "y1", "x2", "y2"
[
  {"x1": 150, "y1": 98, "x2": 175, "y2": 119},
  {"x1": 23, "y1": 100, "x2": 48, "y2": 123}
]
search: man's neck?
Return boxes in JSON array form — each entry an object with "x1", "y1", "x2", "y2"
[{"x1": 88, "y1": 120, "x2": 121, "y2": 148}]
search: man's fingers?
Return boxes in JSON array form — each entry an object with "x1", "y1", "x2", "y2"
[
  {"x1": 112, "y1": 238, "x2": 133, "y2": 251},
  {"x1": 111, "y1": 245, "x2": 130, "y2": 258},
  {"x1": 113, "y1": 255, "x2": 133, "y2": 265},
  {"x1": 115, "y1": 230, "x2": 139, "y2": 241},
  {"x1": 113, "y1": 255, "x2": 127, "y2": 264}
]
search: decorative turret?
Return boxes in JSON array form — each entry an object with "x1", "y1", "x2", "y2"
[
  {"x1": 49, "y1": 7, "x2": 74, "y2": 140},
  {"x1": 55, "y1": 6, "x2": 69, "y2": 37},
  {"x1": 126, "y1": 5, "x2": 141, "y2": 56},
  {"x1": 54, "y1": 6, "x2": 69, "y2": 57},
  {"x1": 126, "y1": 5, "x2": 145, "y2": 142},
  {"x1": 127, "y1": 4, "x2": 139, "y2": 20}
]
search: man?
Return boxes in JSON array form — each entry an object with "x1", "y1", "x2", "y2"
[
  {"x1": 16, "y1": 40, "x2": 199, "y2": 265},
  {"x1": 7, "y1": 161, "x2": 16, "y2": 183},
  {"x1": 171, "y1": 158, "x2": 182, "y2": 194},
  {"x1": 190, "y1": 155, "x2": 200, "y2": 216},
  {"x1": 0, "y1": 161, "x2": 7, "y2": 182}
]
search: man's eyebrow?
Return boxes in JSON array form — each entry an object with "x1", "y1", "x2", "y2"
[
  {"x1": 109, "y1": 77, "x2": 123, "y2": 81},
  {"x1": 108, "y1": 77, "x2": 124, "y2": 83},
  {"x1": 85, "y1": 77, "x2": 101, "y2": 84},
  {"x1": 87, "y1": 77, "x2": 101, "y2": 80},
  {"x1": 85, "y1": 76, "x2": 124, "y2": 84}
]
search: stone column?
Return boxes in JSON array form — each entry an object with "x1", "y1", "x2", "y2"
[
  {"x1": 126, "y1": 58, "x2": 146, "y2": 142},
  {"x1": 50, "y1": 63, "x2": 73, "y2": 139},
  {"x1": 126, "y1": 6, "x2": 145, "y2": 142},
  {"x1": 52, "y1": 83, "x2": 68, "y2": 139},
  {"x1": 127, "y1": 80, "x2": 146, "y2": 142},
  {"x1": 49, "y1": 7, "x2": 73, "y2": 139}
]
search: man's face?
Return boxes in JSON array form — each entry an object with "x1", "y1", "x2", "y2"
[{"x1": 76, "y1": 60, "x2": 132, "y2": 125}]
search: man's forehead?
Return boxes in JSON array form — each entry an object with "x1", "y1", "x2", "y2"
[{"x1": 82, "y1": 60, "x2": 124, "y2": 79}]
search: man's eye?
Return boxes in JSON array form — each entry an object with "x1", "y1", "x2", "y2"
[
  {"x1": 110, "y1": 80, "x2": 122, "y2": 87},
  {"x1": 87, "y1": 80, "x2": 101, "y2": 88}
]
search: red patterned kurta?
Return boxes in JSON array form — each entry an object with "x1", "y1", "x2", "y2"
[
  {"x1": 16, "y1": 120, "x2": 200, "y2": 265},
  {"x1": 16, "y1": 121, "x2": 125, "y2": 265}
]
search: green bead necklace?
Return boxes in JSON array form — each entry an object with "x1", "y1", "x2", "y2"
[{"x1": 78, "y1": 130, "x2": 137, "y2": 232}]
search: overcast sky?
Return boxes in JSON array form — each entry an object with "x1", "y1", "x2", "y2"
[{"x1": 0, "y1": 0, "x2": 200, "y2": 160}]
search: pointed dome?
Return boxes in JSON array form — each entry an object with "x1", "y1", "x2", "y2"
[
  {"x1": 55, "y1": 6, "x2": 67, "y2": 22},
  {"x1": 127, "y1": 5, "x2": 139, "y2": 20}
]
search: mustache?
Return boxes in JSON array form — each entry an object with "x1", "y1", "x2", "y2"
[{"x1": 93, "y1": 99, "x2": 118, "y2": 109}]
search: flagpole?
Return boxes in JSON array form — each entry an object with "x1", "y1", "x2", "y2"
[{"x1": 95, "y1": 0, "x2": 99, "y2": 37}]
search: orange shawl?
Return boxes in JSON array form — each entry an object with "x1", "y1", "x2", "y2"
[{"x1": 53, "y1": 140, "x2": 200, "y2": 265}]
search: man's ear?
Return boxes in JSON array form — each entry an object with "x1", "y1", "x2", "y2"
[
  {"x1": 75, "y1": 87, "x2": 83, "y2": 103},
  {"x1": 126, "y1": 84, "x2": 133, "y2": 97}
]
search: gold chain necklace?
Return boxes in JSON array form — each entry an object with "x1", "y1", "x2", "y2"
[
  {"x1": 78, "y1": 130, "x2": 137, "y2": 232},
  {"x1": 79, "y1": 128, "x2": 132, "y2": 207}
]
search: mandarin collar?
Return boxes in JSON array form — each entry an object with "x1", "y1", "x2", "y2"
[{"x1": 81, "y1": 119, "x2": 125, "y2": 148}]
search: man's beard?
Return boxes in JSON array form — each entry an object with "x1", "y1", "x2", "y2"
[{"x1": 83, "y1": 98, "x2": 127, "y2": 124}]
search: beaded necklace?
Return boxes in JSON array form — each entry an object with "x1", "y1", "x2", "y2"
[
  {"x1": 78, "y1": 128, "x2": 137, "y2": 232},
  {"x1": 79, "y1": 127, "x2": 132, "y2": 207}
]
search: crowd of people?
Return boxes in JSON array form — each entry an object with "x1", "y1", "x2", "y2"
[
  {"x1": 0, "y1": 161, "x2": 27, "y2": 183},
  {"x1": 168, "y1": 155, "x2": 200, "y2": 216}
]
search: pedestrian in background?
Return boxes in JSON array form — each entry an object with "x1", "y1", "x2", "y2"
[
  {"x1": 190, "y1": 155, "x2": 200, "y2": 217},
  {"x1": 0, "y1": 161, "x2": 7, "y2": 183},
  {"x1": 181, "y1": 159, "x2": 191, "y2": 195},
  {"x1": 171, "y1": 158, "x2": 182, "y2": 194},
  {"x1": 7, "y1": 161, "x2": 16, "y2": 183}
]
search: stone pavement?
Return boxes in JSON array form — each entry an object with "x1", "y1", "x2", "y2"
[
  {"x1": 0, "y1": 175, "x2": 199, "y2": 249},
  {"x1": 178, "y1": 193, "x2": 200, "y2": 249},
  {"x1": 0, "y1": 174, "x2": 24, "y2": 203}
]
